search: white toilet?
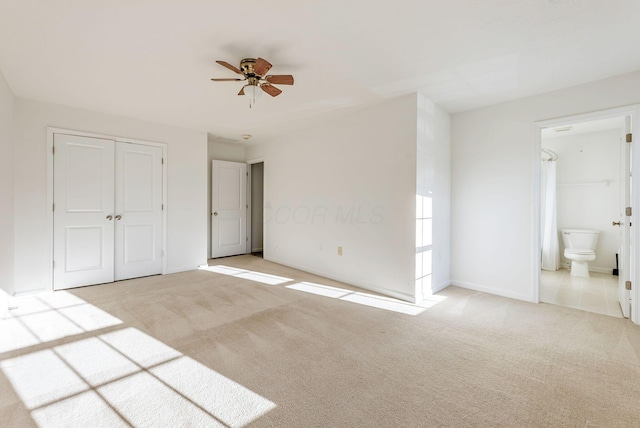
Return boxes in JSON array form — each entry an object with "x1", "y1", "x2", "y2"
[{"x1": 561, "y1": 229, "x2": 599, "y2": 277}]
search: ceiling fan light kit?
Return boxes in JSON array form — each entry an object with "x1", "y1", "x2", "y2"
[{"x1": 211, "y1": 57, "x2": 294, "y2": 108}]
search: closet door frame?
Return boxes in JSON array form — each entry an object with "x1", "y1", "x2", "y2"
[{"x1": 46, "y1": 127, "x2": 168, "y2": 292}]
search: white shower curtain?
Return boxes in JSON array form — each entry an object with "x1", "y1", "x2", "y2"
[{"x1": 541, "y1": 160, "x2": 560, "y2": 271}]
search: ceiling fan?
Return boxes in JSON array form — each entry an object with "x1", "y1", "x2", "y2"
[{"x1": 211, "y1": 58, "x2": 294, "y2": 104}]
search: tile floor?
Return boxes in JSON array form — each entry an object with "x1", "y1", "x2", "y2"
[{"x1": 540, "y1": 268, "x2": 623, "y2": 318}]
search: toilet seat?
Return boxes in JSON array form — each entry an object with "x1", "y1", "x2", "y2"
[
  {"x1": 564, "y1": 248, "x2": 596, "y2": 277},
  {"x1": 565, "y1": 248, "x2": 595, "y2": 256}
]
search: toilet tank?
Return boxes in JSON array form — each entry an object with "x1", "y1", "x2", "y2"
[{"x1": 561, "y1": 229, "x2": 599, "y2": 250}]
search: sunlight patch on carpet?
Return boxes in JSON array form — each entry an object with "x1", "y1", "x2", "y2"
[
  {"x1": 152, "y1": 356, "x2": 276, "y2": 427},
  {"x1": 55, "y1": 337, "x2": 140, "y2": 386},
  {"x1": 0, "y1": 291, "x2": 122, "y2": 354},
  {"x1": 31, "y1": 390, "x2": 126, "y2": 428},
  {"x1": 1, "y1": 349, "x2": 87, "y2": 409},
  {"x1": 1, "y1": 327, "x2": 276, "y2": 427},
  {"x1": 200, "y1": 265, "x2": 293, "y2": 285},
  {"x1": 286, "y1": 282, "x2": 439, "y2": 315},
  {"x1": 100, "y1": 328, "x2": 182, "y2": 368},
  {"x1": 286, "y1": 282, "x2": 351, "y2": 299},
  {"x1": 341, "y1": 292, "x2": 427, "y2": 315},
  {"x1": 98, "y1": 371, "x2": 223, "y2": 427}
]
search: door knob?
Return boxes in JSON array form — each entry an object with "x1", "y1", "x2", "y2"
[
  {"x1": 213, "y1": 212, "x2": 218, "y2": 216},
  {"x1": 115, "y1": 215, "x2": 122, "y2": 220},
  {"x1": 612, "y1": 221, "x2": 621, "y2": 226},
  {"x1": 106, "y1": 215, "x2": 113, "y2": 221}
]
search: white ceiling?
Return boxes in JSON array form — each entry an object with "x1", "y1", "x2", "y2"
[
  {"x1": 1, "y1": 0, "x2": 639, "y2": 144},
  {"x1": 541, "y1": 116, "x2": 625, "y2": 140}
]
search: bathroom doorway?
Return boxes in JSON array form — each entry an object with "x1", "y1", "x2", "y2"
[{"x1": 535, "y1": 109, "x2": 637, "y2": 319}]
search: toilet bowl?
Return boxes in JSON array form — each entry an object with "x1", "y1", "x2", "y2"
[
  {"x1": 561, "y1": 229, "x2": 599, "y2": 278},
  {"x1": 563, "y1": 248, "x2": 596, "y2": 277}
]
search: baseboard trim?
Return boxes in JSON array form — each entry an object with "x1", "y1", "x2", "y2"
[
  {"x1": 264, "y1": 256, "x2": 416, "y2": 303},
  {"x1": 165, "y1": 266, "x2": 201, "y2": 275},
  {"x1": 450, "y1": 279, "x2": 534, "y2": 302},
  {"x1": 432, "y1": 280, "x2": 451, "y2": 294},
  {"x1": 13, "y1": 288, "x2": 50, "y2": 297}
]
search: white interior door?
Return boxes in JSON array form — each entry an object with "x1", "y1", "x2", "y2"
[
  {"x1": 211, "y1": 160, "x2": 247, "y2": 258},
  {"x1": 54, "y1": 134, "x2": 115, "y2": 290},
  {"x1": 619, "y1": 116, "x2": 632, "y2": 317},
  {"x1": 115, "y1": 142, "x2": 163, "y2": 281}
]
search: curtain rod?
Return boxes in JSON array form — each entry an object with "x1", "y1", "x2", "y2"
[{"x1": 541, "y1": 148, "x2": 558, "y2": 161}]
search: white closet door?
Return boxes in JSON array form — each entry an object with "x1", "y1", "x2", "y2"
[
  {"x1": 114, "y1": 142, "x2": 163, "y2": 281},
  {"x1": 211, "y1": 160, "x2": 247, "y2": 258},
  {"x1": 54, "y1": 134, "x2": 115, "y2": 290}
]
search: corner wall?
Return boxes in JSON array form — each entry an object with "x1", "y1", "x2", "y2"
[
  {"x1": 451, "y1": 71, "x2": 640, "y2": 301},
  {"x1": 0, "y1": 70, "x2": 15, "y2": 301},
  {"x1": 416, "y1": 94, "x2": 451, "y2": 298},
  {"x1": 13, "y1": 98, "x2": 208, "y2": 294},
  {"x1": 246, "y1": 94, "x2": 450, "y2": 302}
]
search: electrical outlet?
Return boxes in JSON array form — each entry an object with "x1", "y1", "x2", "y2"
[{"x1": 338, "y1": 246, "x2": 343, "y2": 256}]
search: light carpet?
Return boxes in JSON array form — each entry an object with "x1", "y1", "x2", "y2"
[{"x1": 1, "y1": 254, "x2": 640, "y2": 427}]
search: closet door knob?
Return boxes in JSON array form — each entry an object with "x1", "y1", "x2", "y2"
[
  {"x1": 115, "y1": 215, "x2": 122, "y2": 221},
  {"x1": 612, "y1": 221, "x2": 621, "y2": 226},
  {"x1": 213, "y1": 212, "x2": 218, "y2": 216},
  {"x1": 106, "y1": 215, "x2": 113, "y2": 221}
]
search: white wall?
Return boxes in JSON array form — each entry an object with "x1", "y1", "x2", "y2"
[
  {"x1": 246, "y1": 94, "x2": 450, "y2": 302},
  {"x1": 13, "y1": 98, "x2": 208, "y2": 294},
  {"x1": 208, "y1": 140, "x2": 246, "y2": 163},
  {"x1": 416, "y1": 93, "x2": 451, "y2": 298},
  {"x1": 207, "y1": 140, "x2": 246, "y2": 258},
  {"x1": 0, "y1": 69, "x2": 15, "y2": 303},
  {"x1": 544, "y1": 129, "x2": 622, "y2": 272},
  {"x1": 451, "y1": 71, "x2": 640, "y2": 302}
]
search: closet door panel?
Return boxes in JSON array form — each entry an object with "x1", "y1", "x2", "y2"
[
  {"x1": 53, "y1": 134, "x2": 115, "y2": 290},
  {"x1": 114, "y1": 143, "x2": 163, "y2": 281}
]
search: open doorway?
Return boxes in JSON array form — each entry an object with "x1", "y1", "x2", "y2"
[
  {"x1": 208, "y1": 157, "x2": 264, "y2": 260},
  {"x1": 539, "y1": 116, "x2": 626, "y2": 318},
  {"x1": 540, "y1": 117, "x2": 628, "y2": 317},
  {"x1": 249, "y1": 161, "x2": 264, "y2": 257}
]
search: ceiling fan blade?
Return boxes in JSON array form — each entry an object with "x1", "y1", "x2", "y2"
[
  {"x1": 254, "y1": 58, "x2": 273, "y2": 76},
  {"x1": 265, "y1": 75, "x2": 294, "y2": 85},
  {"x1": 216, "y1": 60, "x2": 243, "y2": 75},
  {"x1": 238, "y1": 86, "x2": 245, "y2": 96},
  {"x1": 261, "y1": 83, "x2": 282, "y2": 97},
  {"x1": 211, "y1": 78, "x2": 244, "y2": 82}
]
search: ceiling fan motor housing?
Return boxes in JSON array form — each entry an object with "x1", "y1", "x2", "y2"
[{"x1": 240, "y1": 58, "x2": 259, "y2": 77}]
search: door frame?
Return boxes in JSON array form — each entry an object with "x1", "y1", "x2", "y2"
[
  {"x1": 532, "y1": 105, "x2": 640, "y2": 324},
  {"x1": 46, "y1": 127, "x2": 168, "y2": 292},
  {"x1": 246, "y1": 157, "x2": 265, "y2": 255}
]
